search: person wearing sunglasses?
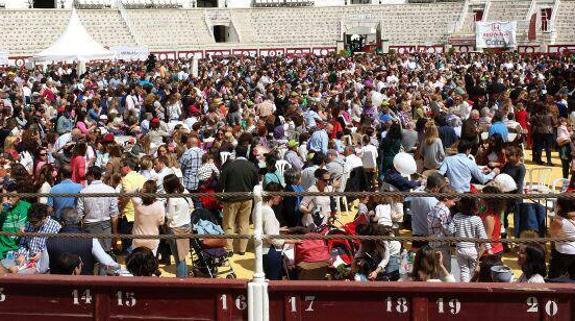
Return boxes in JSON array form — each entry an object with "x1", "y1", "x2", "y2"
[{"x1": 299, "y1": 169, "x2": 335, "y2": 228}]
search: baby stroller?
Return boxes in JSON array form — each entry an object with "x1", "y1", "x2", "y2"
[
  {"x1": 321, "y1": 216, "x2": 364, "y2": 280},
  {"x1": 190, "y1": 209, "x2": 237, "y2": 279}
]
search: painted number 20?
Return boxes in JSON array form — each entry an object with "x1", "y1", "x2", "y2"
[{"x1": 526, "y1": 297, "x2": 558, "y2": 316}]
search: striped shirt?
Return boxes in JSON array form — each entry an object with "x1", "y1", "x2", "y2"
[
  {"x1": 19, "y1": 218, "x2": 62, "y2": 257},
  {"x1": 427, "y1": 202, "x2": 452, "y2": 248},
  {"x1": 180, "y1": 147, "x2": 204, "y2": 191},
  {"x1": 449, "y1": 213, "x2": 491, "y2": 250}
]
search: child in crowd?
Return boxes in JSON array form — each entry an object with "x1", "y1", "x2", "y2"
[
  {"x1": 353, "y1": 224, "x2": 401, "y2": 281},
  {"x1": 449, "y1": 197, "x2": 492, "y2": 282}
]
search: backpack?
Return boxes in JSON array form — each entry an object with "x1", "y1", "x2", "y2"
[{"x1": 295, "y1": 234, "x2": 330, "y2": 264}]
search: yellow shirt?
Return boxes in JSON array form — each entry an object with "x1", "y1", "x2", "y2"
[{"x1": 121, "y1": 171, "x2": 147, "y2": 222}]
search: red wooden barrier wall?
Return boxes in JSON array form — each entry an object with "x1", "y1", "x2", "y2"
[
  {"x1": 0, "y1": 276, "x2": 574, "y2": 321},
  {"x1": 267, "y1": 280, "x2": 575, "y2": 321},
  {"x1": 0, "y1": 275, "x2": 248, "y2": 321}
]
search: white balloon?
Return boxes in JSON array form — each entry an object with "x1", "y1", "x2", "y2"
[{"x1": 393, "y1": 152, "x2": 417, "y2": 175}]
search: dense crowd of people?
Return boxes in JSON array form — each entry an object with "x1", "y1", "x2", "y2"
[{"x1": 0, "y1": 50, "x2": 574, "y2": 281}]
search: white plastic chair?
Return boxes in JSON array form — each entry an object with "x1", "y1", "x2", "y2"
[
  {"x1": 546, "y1": 178, "x2": 569, "y2": 218},
  {"x1": 220, "y1": 152, "x2": 232, "y2": 165},
  {"x1": 525, "y1": 167, "x2": 552, "y2": 194},
  {"x1": 275, "y1": 160, "x2": 291, "y2": 178}
]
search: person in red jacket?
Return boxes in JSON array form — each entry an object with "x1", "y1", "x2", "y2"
[{"x1": 70, "y1": 142, "x2": 87, "y2": 186}]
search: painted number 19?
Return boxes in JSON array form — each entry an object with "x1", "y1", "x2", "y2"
[{"x1": 436, "y1": 298, "x2": 461, "y2": 315}]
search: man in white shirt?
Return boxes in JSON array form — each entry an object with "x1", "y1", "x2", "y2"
[
  {"x1": 153, "y1": 155, "x2": 175, "y2": 196},
  {"x1": 77, "y1": 166, "x2": 119, "y2": 252},
  {"x1": 343, "y1": 146, "x2": 363, "y2": 174},
  {"x1": 53, "y1": 128, "x2": 83, "y2": 165},
  {"x1": 360, "y1": 135, "x2": 378, "y2": 170}
]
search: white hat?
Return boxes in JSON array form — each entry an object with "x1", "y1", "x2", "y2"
[{"x1": 489, "y1": 174, "x2": 518, "y2": 193}]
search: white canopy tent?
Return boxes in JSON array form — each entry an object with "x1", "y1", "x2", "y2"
[{"x1": 33, "y1": 9, "x2": 114, "y2": 63}]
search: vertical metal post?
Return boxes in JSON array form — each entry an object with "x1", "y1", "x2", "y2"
[{"x1": 248, "y1": 185, "x2": 269, "y2": 321}]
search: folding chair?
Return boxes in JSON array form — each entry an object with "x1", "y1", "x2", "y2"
[
  {"x1": 525, "y1": 167, "x2": 552, "y2": 194},
  {"x1": 275, "y1": 160, "x2": 291, "y2": 178}
]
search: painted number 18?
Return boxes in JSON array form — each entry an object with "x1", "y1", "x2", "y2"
[{"x1": 386, "y1": 297, "x2": 409, "y2": 313}]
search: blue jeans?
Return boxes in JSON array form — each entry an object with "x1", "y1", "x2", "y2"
[
  {"x1": 263, "y1": 246, "x2": 283, "y2": 280},
  {"x1": 384, "y1": 255, "x2": 400, "y2": 274},
  {"x1": 168, "y1": 225, "x2": 191, "y2": 278}
]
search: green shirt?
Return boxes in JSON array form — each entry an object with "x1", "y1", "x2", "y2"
[{"x1": 0, "y1": 200, "x2": 31, "y2": 259}]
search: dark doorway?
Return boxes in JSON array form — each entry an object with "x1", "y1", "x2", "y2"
[
  {"x1": 541, "y1": 8, "x2": 552, "y2": 32},
  {"x1": 213, "y1": 25, "x2": 228, "y2": 43},
  {"x1": 34, "y1": 0, "x2": 55, "y2": 8},
  {"x1": 197, "y1": 0, "x2": 217, "y2": 7},
  {"x1": 474, "y1": 10, "x2": 483, "y2": 22}
]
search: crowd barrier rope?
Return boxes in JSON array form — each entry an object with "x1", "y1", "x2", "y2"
[
  {"x1": 0, "y1": 231, "x2": 573, "y2": 244},
  {"x1": 1, "y1": 188, "x2": 574, "y2": 321},
  {"x1": 3, "y1": 191, "x2": 575, "y2": 199},
  {"x1": 2, "y1": 189, "x2": 573, "y2": 244}
]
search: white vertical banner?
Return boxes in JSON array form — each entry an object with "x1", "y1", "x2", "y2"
[
  {"x1": 0, "y1": 50, "x2": 9, "y2": 66},
  {"x1": 475, "y1": 21, "x2": 517, "y2": 48}
]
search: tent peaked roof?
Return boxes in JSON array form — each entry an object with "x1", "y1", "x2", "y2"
[{"x1": 34, "y1": 9, "x2": 114, "y2": 63}]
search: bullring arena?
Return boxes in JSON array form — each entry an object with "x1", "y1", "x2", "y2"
[{"x1": 0, "y1": 0, "x2": 574, "y2": 320}]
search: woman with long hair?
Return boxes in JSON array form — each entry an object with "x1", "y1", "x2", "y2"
[
  {"x1": 163, "y1": 174, "x2": 192, "y2": 278},
  {"x1": 34, "y1": 147, "x2": 49, "y2": 178},
  {"x1": 410, "y1": 246, "x2": 455, "y2": 282},
  {"x1": 261, "y1": 182, "x2": 286, "y2": 280},
  {"x1": 418, "y1": 122, "x2": 445, "y2": 170},
  {"x1": 70, "y1": 142, "x2": 87, "y2": 185},
  {"x1": 476, "y1": 133, "x2": 506, "y2": 169},
  {"x1": 35, "y1": 164, "x2": 56, "y2": 204},
  {"x1": 380, "y1": 122, "x2": 403, "y2": 174},
  {"x1": 548, "y1": 197, "x2": 575, "y2": 279},
  {"x1": 517, "y1": 244, "x2": 546, "y2": 283},
  {"x1": 131, "y1": 180, "x2": 166, "y2": 254}
]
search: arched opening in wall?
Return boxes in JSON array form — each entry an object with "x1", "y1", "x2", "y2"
[
  {"x1": 33, "y1": 0, "x2": 56, "y2": 8},
  {"x1": 213, "y1": 25, "x2": 239, "y2": 43}
]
